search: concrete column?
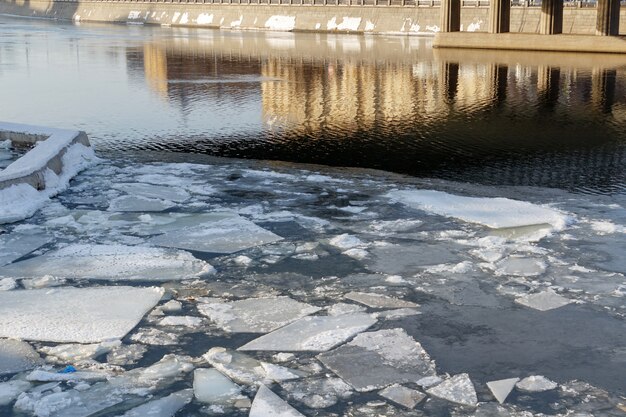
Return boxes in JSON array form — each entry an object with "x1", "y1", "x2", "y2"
[
  {"x1": 592, "y1": 68, "x2": 616, "y2": 113},
  {"x1": 596, "y1": 0, "x2": 620, "y2": 36},
  {"x1": 539, "y1": 0, "x2": 563, "y2": 34},
  {"x1": 537, "y1": 66, "x2": 560, "y2": 109},
  {"x1": 488, "y1": 0, "x2": 510, "y2": 33},
  {"x1": 440, "y1": 0, "x2": 461, "y2": 32},
  {"x1": 439, "y1": 62, "x2": 460, "y2": 102}
]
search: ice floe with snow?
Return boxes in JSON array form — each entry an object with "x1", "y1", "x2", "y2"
[
  {"x1": 0, "y1": 244, "x2": 213, "y2": 281},
  {"x1": 0, "y1": 286, "x2": 163, "y2": 343},
  {"x1": 39, "y1": 340, "x2": 121, "y2": 364},
  {"x1": 282, "y1": 377, "x2": 353, "y2": 409},
  {"x1": 239, "y1": 313, "x2": 376, "y2": 352},
  {"x1": 250, "y1": 384, "x2": 304, "y2": 417},
  {"x1": 515, "y1": 290, "x2": 573, "y2": 311},
  {"x1": 198, "y1": 297, "x2": 321, "y2": 333},
  {"x1": 148, "y1": 214, "x2": 283, "y2": 254},
  {"x1": 0, "y1": 339, "x2": 42, "y2": 376},
  {"x1": 426, "y1": 373, "x2": 478, "y2": 407},
  {"x1": 387, "y1": 189, "x2": 571, "y2": 233},
  {"x1": 318, "y1": 328, "x2": 436, "y2": 392}
]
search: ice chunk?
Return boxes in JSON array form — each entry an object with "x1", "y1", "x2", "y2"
[
  {"x1": 130, "y1": 328, "x2": 178, "y2": 346},
  {"x1": 114, "y1": 183, "x2": 191, "y2": 203},
  {"x1": 515, "y1": 290, "x2": 572, "y2": 311},
  {"x1": 379, "y1": 384, "x2": 425, "y2": 409},
  {"x1": 40, "y1": 340, "x2": 121, "y2": 363},
  {"x1": 496, "y1": 257, "x2": 546, "y2": 277},
  {"x1": 327, "y1": 303, "x2": 366, "y2": 316},
  {"x1": 161, "y1": 300, "x2": 182, "y2": 312},
  {"x1": 0, "y1": 278, "x2": 16, "y2": 291},
  {"x1": 107, "y1": 344, "x2": 147, "y2": 366},
  {"x1": 198, "y1": 297, "x2": 321, "y2": 333},
  {"x1": 204, "y1": 347, "x2": 305, "y2": 385},
  {"x1": 426, "y1": 373, "x2": 478, "y2": 407},
  {"x1": 516, "y1": 375, "x2": 558, "y2": 392},
  {"x1": 344, "y1": 292, "x2": 418, "y2": 308},
  {"x1": 342, "y1": 248, "x2": 369, "y2": 260},
  {"x1": 121, "y1": 389, "x2": 193, "y2": 417},
  {"x1": 26, "y1": 369, "x2": 111, "y2": 382},
  {"x1": 283, "y1": 377, "x2": 353, "y2": 409},
  {"x1": 387, "y1": 190, "x2": 570, "y2": 230},
  {"x1": 487, "y1": 378, "x2": 519, "y2": 404},
  {"x1": 21, "y1": 276, "x2": 66, "y2": 290},
  {"x1": 148, "y1": 215, "x2": 283, "y2": 254},
  {"x1": 0, "y1": 339, "x2": 42, "y2": 375},
  {"x1": 158, "y1": 316, "x2": 203, "y2": 328},
  {"x1": 239, "y1": 313, "x2": 377, "y2": 352},
  {"x1": 0, "y1": 380, "x2": 31, "y2": 406},
  {"x1": 250, "y1": 385, "x2": 304, "y2": 417},
  {"x1": 194, "y1": 368, "x2": 242, "y2": 404},
  {"x1": 318, "y1": 328, "x2": 436, "y2": 392},
  {"x1": 108, "y1": 195, "x2": 175, "y2": 212},
  {"x1": 328, "y1": 234, "x2": 365, "y2": 250},
  {"x1": 0, "y1": 233, "x2": 52, "y2": 266},
  {"x1": 110, "y1": 354, "x2": 194, "y2": 390},
  {"x1": 372, "y1": 308, "x2": 421, "y2": 320},
  {"x1": 0, "y1": 244, "x2": 213, "y2": 281},
  {"x1": 0, "y1": 286, "x2": 164, "y2": 343}
]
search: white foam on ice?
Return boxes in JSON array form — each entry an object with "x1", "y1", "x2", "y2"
[
  {"x1": 0, "y1": 244, "x2": 213, "y2": 281},
  {"x1": 387, "y1": 189, "x2": 571, "y2": 231},
  {"x1": 0, "y1": 286, "x2": 164, "y2": 343}
]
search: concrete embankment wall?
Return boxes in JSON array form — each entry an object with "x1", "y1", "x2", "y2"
[{"x1": 1, "y1": 0, "x2": 625, "y2": 34}]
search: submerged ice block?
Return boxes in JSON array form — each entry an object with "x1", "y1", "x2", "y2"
[{"x1": 0, "y1": 286, "x2": 164, "y2": 343}]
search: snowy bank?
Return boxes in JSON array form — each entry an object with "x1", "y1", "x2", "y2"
[{"x1": 0, "y1": 122, "x2": 98, "y2": 223}]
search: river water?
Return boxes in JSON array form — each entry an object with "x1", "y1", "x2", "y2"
[{"x1": 0, "y1": 13, "x2": 625, "y2": 417}]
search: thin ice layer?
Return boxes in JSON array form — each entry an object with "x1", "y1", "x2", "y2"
[
  {"x1": 148, "y1": 215, "x2": 283, "y2": 254},
  {"x1": 0, "y1": 233, "x2": 52, "y2": 266},
  {"x1": 318, "y1": 328, "x2": 436, "y2": 392},
  {"x1": 0, "y1": 244, "x2": 213, "y2": 281},
  {"x1": 198, "y1": 297, "x2": 321, "y2": 333},
  {"x1": 0, "y1": 339, "x2": 42, "y2": 375},
  {"x1": 0, "y1": 286, "x2": 164, "y2": 343},
  {"x1": 387, "y1": 189, "x2": 570, "y2": 230},
  {"x1": 239, "y1": 313, "x2": 376, "y2": 352}
]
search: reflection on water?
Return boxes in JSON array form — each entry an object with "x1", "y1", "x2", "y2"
[{"x1": 1, "y1": 17, "x2": 625, "y2": 194}]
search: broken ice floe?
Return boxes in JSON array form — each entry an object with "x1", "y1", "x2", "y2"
[
  {"x1": 515, "y1": 290, "x2": 573, "y2": 311},
  {"x1": 39, "y1": 340, "x2": 121, "y2": 364},
  {"x1": 249, "y1": 384, "x2": 304, "y2": 417},
  {"x1": 106, "y1": 344, "x2": 147, "y2": 366},
  {"x1": 344, "y1": 292, "x2": 418, "y2": 308},
  {"x1": 193, "y1": 368, "x2": 243, "y2": 404},
  {"x1": 0, "y1": 286, "x2": 164, "y2": 343},
  {"x1": 239, "y1": 313, "x2": 377, "y2": 352},
  {"x1": 318, "y1": 328, "x2": 436, "y2": 392},
  {"x1": 516, "y1": 375, "x2": 558, "y2": 392},
  {"x1": 198, "y1": 297, "x2": 320, "y2": 333},
  {"x1": 0, "y1": 380, "x2": 31, "y2": 406},
  {"x1": 204, "y1": 347, "x2": 304, "y2": 385},
  {"x1": 114, "y1": 183, "x2": 191, "y2": 203},
  {"x1": 426, "y1": 373, "x2": 478, "y2": 407},
  {"x1": 0, "y1": 339, "x2": 42, "y2": 375},
  {"x1": 0, "y1": 233, "x2": 52, "y2": 266},
  {"x1": 387, "y1": 189, "x2": 571, "y2": 232},
  {"x1": 148, "y1": 214, "x2": 283, "y2": 254},
  {"x1": 130, "y1": 328, "x2": 179, "y2": 346},
  {"x1": 495, "y1": 256, "x2": 547, "y2": 277},
  {"x1": 108, "y1": 195, "x2": 176, "y2": 212},
  {"x1": 158, "y1": 316, "x2": 204, "y2": 328},
  {"x1": 121, "y1": 389, "x2": 193, "y2": 417},
  {"x1": 283, "y1": 377, "x2": 353, "y2": 409},
  {"x1": 0, "y1": 244, "x2": 213, "y2": 281},
  {"x1": 26, "y1": 368, "x2": 112, "y2": 383},
  {"x1": 487, "y1": 377, "x2": 519, "y2": 404},
  {"x1": 327, "y1": 303, "x2": 367, "y2": 316},
  {"x1": 379, "y1": 384, "x2": 426, "y2": 409}
]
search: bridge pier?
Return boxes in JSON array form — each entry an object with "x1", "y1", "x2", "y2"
[
  {"x1": 488, "y1": 0, "x2": 510, "y2": 33},
  {"x1": 440, "y1": 0, "x2": 461, "y2": 32},
  {"x1": 539, "y1": 0, "x2": 564, "y2": 34},
  {"x1": 596, "y1": 0, "x2": 620, "y2": 35}
]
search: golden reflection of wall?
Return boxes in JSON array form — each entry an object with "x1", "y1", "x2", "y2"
[
  {"x1": 142, "y1": 44, "x2": 168, "y2": 100},
  {"x1": 455, "y1": 65, "x2": 495, "y2": 109}
]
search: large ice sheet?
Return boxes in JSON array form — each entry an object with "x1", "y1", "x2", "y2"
[
  {"x1": 0, "y1": 339, "x2": 42, "y2": 375},
  {"x1": 317, "y1": 329, "x2": 436, "y2": 392},
  {"x1": 148, "y1": 215, "x2": 283, "y2": 254},
  {"x1": 0, "y1": 244, "x2": 213, "y2": 281},
  {"x1": 0, "y1": 233, "x2": 52, "y2": 266},
  {"x1": 249, "y1": 385, "x2": 304, "y2": 417},
  {"x1": 239, "y1": 313, "x2": 377, "y2": 352},
  {"x1": 0, "y1": 287, "x2": 164, "y2": 343},
  {"x1": 198, "y1": 297, "x2": 321, "y2": 333},
  {"x1": 387, "y1": 190, "x2": 570, "y2": 230}
]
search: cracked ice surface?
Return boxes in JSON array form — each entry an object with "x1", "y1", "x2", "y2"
[
  {"x1": 0, "y1": 287, "x2": 164, "y2": 342},
  {"x1": 0, "y1": 244, "x2": 213, "y2": 281}
]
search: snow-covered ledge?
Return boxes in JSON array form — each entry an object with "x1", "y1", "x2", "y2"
[{"x1": 0, "y1": 122, "x2": 99, "y2": 224}]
